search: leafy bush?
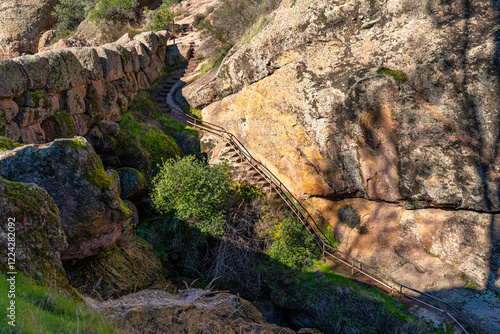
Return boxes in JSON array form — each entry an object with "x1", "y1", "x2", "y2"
[
  {"x1": 267, "y1": 218, "x2": 318, "y2": 267},
  {"x1": 151, "y1": 155, "x2": 233, "y2": 236},
  {"x1": 90, "y1": 0, "x2": 137, "y2": 23},
  {"x1": 148, "y1": 0, "x2": 178, "y2": 31},
  {"x1": 54, "y1": 0, "x2": 96, "y2": 31}
]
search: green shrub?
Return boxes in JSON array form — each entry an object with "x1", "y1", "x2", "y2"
[
  {"x1": 151, "y1": 155, "x2": 233, "y2": 236},
  {"x1": 148, "y1": 0, "x2": 178, "y2": 31},
  {"x1": 267, "y1": 217, "x2": 319, "y2": 267},
  {"x1": 90, "y1": 0, "x2": 137, "y2": 23},
  {"x1": 54, "y1": 0, "x2": 96, "y2": 31}
]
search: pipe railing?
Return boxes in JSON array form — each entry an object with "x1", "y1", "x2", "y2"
[{"x1": 166, "y1": 92, "x2": 478, "y2": 334}]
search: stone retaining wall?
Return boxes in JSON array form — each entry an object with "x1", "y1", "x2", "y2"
[{"x1": 0, "y1": 31, "x2": 179, "y2": 144}]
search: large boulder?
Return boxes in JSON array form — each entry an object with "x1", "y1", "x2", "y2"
[
  {"x1": 189, "y1": 0, "x2": 500, "y2": 332},
  {"x1": 134, "y1": 32, "x2": 159, "y2": 56},
  {"x1": 0, "y1": 177, "x2": 68, "y2": 288},
  {"x1": 0, "y1": 60, "x2": 28, "y2": 98},
  {"x1": 0, "y1": 137, "x2": 132, "y2": 260},
  {"x1": 0, "y1": 0, "x2": 58, "y2": 56},
  {"x1": 96, "y1": 47, "x2": 124, "y2": 83},
  {"x1": 71, "y1": 47, "x2": 105, "y2": 82},
  {"x1": 14, "y1": 55, "x2": 50, "y2": 90},
  {"x1": 39, "y1": 49, "x2": 87, "y2": 93}
]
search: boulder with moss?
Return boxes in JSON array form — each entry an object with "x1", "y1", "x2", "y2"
[
  {"x1": 117, "y1": 167, "x2": 148, "y2": 200},
  {"x1": 0, "y1": 177, "x2": 68, "y2": 288},
  {"x1": 0, "y1": 137, "x2": 132, "y2": 260},
  {"x1": 65, "y1": 233, "x2": 165, "y2": 300}
]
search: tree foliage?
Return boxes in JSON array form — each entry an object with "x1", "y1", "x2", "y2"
[
  {"x1": 151, "y1": 156, "x2": 233, "y2": 236},
  {"x1": 90, "y1": 0, "x2": 137, "y2": 23},
  {"x1": 54, "y1": 0, "x2": 96, "y2": 31},
  {"x1": 148, "y1": 0, "x2": 178, "y2": 31}
]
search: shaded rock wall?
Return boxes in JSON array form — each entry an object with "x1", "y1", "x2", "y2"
[
  {"x1": 0, "y1": 31, "x2": 174, "y2": 145},
  {"x1": 186, "y1": 0, "x2": 500, "y2": 329}
]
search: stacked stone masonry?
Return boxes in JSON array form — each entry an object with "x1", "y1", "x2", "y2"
[{"x1": 0, "y1": 31, "x2": 174, "y2": 144}]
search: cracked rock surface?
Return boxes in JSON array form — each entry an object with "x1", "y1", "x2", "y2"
[{"x1": 185, "y1": 1, "x2": 500, "y2": 331}]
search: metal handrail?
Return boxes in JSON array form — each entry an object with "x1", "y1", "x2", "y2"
[{"x1": 165, "y1": 85, "x2": 478, "y2": 334}]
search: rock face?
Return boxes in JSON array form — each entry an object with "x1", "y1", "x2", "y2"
[
  {"x1": 185, "y1": 0, "x2": 500, "y2": 331},
  {"x1": 65, "y1": 233, "x2": 165, "y2": 300},
  {"x1": 0, "y1": 177, "x2": 68, "y2": 287},
  {"x1": 117, "y1": 167, "x2": 148, "y2": 200},
  {"x1": 0, "y1": 137, "x2": 132, "y2": 260},
  {"x1": 90, "y1": 288, "x2": 295, "y2": 334},
  {"x1": 0, "y1": 0, "x2": 58, "y2": 57}
]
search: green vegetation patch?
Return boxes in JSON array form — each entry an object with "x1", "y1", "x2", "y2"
[
  {"x1": 146, "y1": 0, "x2": 179, "y2": 32},
  {"x1": 376, "y1": 67, "x2": 407, "y2": 83},
  {"x1": 114, "y1": 93, "x2": 198, "y2": 173},
  {"x1": 266, "y1": 218, "x2": 318, "y2": 268},
  {"x1": 0, "y1": 273, "x2": 121, "y2": 334},
  {"x1": 0, "y1": 136, "x2": 22, "y2": 150},
  {"x1": 116, "y1": 112, "x2": 181, "y2": 172},
  {"x1": 151, "y1": 155, "x2": 233, "y2": 236},
  {"x1": 52, "y1": 109, "x2": 76, "y2": 138}
]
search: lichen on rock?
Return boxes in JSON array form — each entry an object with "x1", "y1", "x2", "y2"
[
  {"x1": 0, "y1": 137, "x2": 132, "y2": 260},
  {"x1": 0, "y1": 177, "x2": 68, "y2": 288}
]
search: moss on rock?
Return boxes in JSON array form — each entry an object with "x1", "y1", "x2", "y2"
[
  {"x1": 0, "y1": 136, "x2": 22, "y2": 150},
  {"x1": 0, "y1": 178, "x2": 69, "y2": 290},
  {"x1": 65, "y1": 233, "x2": 166, "y2": 300},
  {"x1": 376, "y1": 67, "x2": 407, "y2": 83},
  {"x1": 115, "y1": 110, "x2": 181, "y2": 173}
]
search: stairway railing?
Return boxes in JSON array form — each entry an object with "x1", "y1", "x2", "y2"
[
  {"x1": 175, "y1": 113, "x2": 478, "y2": 334},
  {"x1": 163, "y1": 77, "x2": 478, "y2": 333}
]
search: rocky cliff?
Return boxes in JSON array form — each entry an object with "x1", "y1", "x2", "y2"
[
  {"x1": 185, "y1": 0, "x2": 500, "y2": 331},
  {"x1": 0, "y1": 0, "x2": 58, "y2": 57}
]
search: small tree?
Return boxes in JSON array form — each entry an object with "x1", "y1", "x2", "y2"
[
  {"x1": 149, "y1": 0, "x2": 178, "y2": 31},
  {"x1": 90, "y1": 0, "x2": 137, "y2": 23},
  {"x1": 54, "y1": 0, "x2": 96, "y2": 31},
  {"x1": 151, "y1": 156, "x2": 233, "y2": 236}
]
